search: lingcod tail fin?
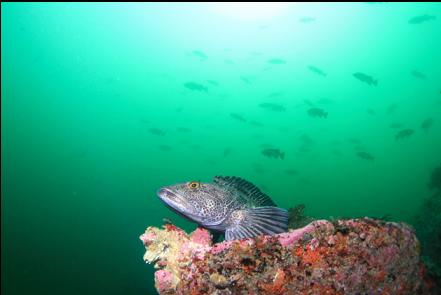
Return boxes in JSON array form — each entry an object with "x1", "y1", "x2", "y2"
[{"x1": 224, "y1": 206, "x2": 288, "y2": 241}]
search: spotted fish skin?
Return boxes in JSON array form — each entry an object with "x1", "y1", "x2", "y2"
[{"x1": 157, "y1": 176, "x2": 288, "y2": 241}]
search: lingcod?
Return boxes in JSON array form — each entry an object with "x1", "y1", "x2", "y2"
[{"x1": 157, "y1": 176, "x2": 288, "y2": 241}]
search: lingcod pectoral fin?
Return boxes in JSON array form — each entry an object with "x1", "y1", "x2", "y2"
[{"x1": 224, "y1": 206, "x2": 288, "y2": 241}]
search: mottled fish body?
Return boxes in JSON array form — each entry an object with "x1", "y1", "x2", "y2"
[{"x1": 157, "y1": 176, "x2": 288, "y2": 241}]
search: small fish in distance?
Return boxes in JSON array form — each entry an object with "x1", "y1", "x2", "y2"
[
  {"x1": 262, "y1": 148, "x2": 285, "y2": 159},
  {"x1": 395, "y1": 128, "x2": 415, "y2": 140},
  {"x1": 259, "y1": 102, "x2": 286, "y2": 112},
  {"x1": 411, "y1": 70, "x2": 427, "y2": 80},
  {"x1": 353, "y1": 72, "x2": 378, "y2": 86},
  {"x1": 408, "y1": 14, "x2": 436, "y2": 24},
  {"x1": 307, "y1": 107, "x2": 328, "y2": 118},
  {"x1": 149, "y1": 128, "x2": 166, "y2": 136},
  {"x1": 184, "y1": 81, "x2": 208, "y2": 92},
  {"x1": 268, "y1": 58, "x2": 287, "y2": 64},
  {"x1": 308, "y1": 65, "x2": 327, "y2": 77},
  {"x1": 421, "y1": 118, "x2": 434, "y2": 132},
  {"x1": 230, "y1": 113, "x2": 247, "y2": 123},
  {"x1": 357, "y1": 151, "x2": 375, "y2": 161}
]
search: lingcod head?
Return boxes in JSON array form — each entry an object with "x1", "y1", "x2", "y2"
[{"x1": 157, "y1": 181, "x2": 230, "y2": 226}]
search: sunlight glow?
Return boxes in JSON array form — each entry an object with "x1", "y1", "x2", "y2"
[{"x1": 214, "y1": 2, "x2": 289, "y2": 21}]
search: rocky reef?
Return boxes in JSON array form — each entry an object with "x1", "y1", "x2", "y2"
[{"x1": 140, "y1": 219, "x2": 438, "y2": 294}]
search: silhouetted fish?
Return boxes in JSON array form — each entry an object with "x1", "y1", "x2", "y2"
[
  {"x1": 230, "y1": 113, "x2": 247, "y2": 123},
  {"x1": 299, "y1": 17, "x2": 315, "y2": 23},
  {"x1": 184, "y1": 82, "x2": 208, "y2": 92},
  {"x1": 408, "y1": 14, "x2": 436, "y2": 24},
  {"x1": 149, "y1": 128, "x2": 166, "y2": 136},
  {"x1": 262, "y1": 148, "x2": 285, "y2": 159},
  {"x1": 421, "y1": 118, "x2": 434, "y2": 132},
  {"x1": 259, "y1": 102, "x2": 286, "y2": 112},
  {"x1": 308, "y1": 65, "x2": 327, "y2": 77},
  {"x1": 268, "y1": 58, "x2": 286, "y2": 64},
  {"x1": 357, "y1": 151, "x2": 375, "y2": 161},
  {"x1": 240, "y1": 76, "x2": 253, "y2": 84},
  {"x1": 353, "y1": 72, "x2": 378, "y2": 86},
  {"x1": 307, "y1": 107, "x2": 328, "y2": 118},
  {"x1": 411, "y1": 70, "x2": 427, "y2": 80},
  {"x1": 191, "y1": 50, "x2": 207, "y2": 59},
  {"x1": 395, "y1": 128, "x2": 415, "y2": 140}
]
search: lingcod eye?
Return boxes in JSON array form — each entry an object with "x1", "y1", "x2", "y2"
[{"x1": 188, "y1": 181, "x2": 200, "y2": 189}]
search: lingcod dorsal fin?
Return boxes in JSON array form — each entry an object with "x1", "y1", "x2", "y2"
[{"x1": 213, "y1": 176, "x2": 276, "y2": 207}]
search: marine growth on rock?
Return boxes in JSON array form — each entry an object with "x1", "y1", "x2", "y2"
[{"x1": 140, "y1": 218, "x2": 438, "y2": 294}]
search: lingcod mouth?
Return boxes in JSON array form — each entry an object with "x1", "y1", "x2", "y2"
[
  {"x1": 157, "y1": 188, "x2": 199, "y2": 222},
  {"x1": 157, "y1": 188, "x2": 182, "y2": 209},
  {"x1": 157, "y1": 187, "x2": 175, "y2": 200}
]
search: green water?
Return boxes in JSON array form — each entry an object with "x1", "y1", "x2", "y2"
[{"x1": 2, "y1": 2, "x2": 441, "y2": 294}]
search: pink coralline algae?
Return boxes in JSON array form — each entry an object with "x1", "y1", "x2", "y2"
[
  {"x1": 154, "y1": 269, "x2": 173, "y2": 293},
  {"x1": 140, "y1": 218, "x2": 438, "y2": 294}
]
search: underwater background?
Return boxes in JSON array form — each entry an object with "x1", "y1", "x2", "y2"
[{"x1": 2, "y1": 2, "x2": 441, "y2": 294}]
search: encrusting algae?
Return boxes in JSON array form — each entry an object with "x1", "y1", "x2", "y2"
[{"x1": 140, "y1": 218, "x2": 438, "y2": 294}]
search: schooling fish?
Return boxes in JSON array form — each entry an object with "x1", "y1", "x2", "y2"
[
  {"x1": 357, "y1": 151, "x2": 375, "y2": 161},
  {"x1": 262, "y1": 148, "x2": 285, "y2": 159},
  {"x1": 307, "y1": 107, "x2": 328, "y2": 118},
  {"x1": 191, "y1": 50, "x2": 207, "y2": 59},
  {"x1": 230, "y1": 113, "x2": 247, "y2": 123},
  {"x1": 421, "y1": 118, "x2": 434, "y2": 132},
  {"x1": 184, "y1": 81, "x2": 208, "y2": 92},
  {"x1": 307, "y1": 65, "x2": 327, "y2": 77},
  {"x1": 267, "y1": 58, "x2": 287, "y2": 65},
  {"x1": 157, "y1": 176, "x2": 288, "y2": 241},
  {"x1": 408, "y1": 14, "x2": 436, "y2": 24},
  {"x1": 395, "y1": 128, "x2": 415, "y2": 140},
  {"x1": 411, "y1": 70, "x2": 427, "y2": 80},
  {"x1": 259, "y1": 102, "x2": 286, "y2": 112},
  {"x1": 353, "y1": 72, "x2": 378, "y2": 86}
]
